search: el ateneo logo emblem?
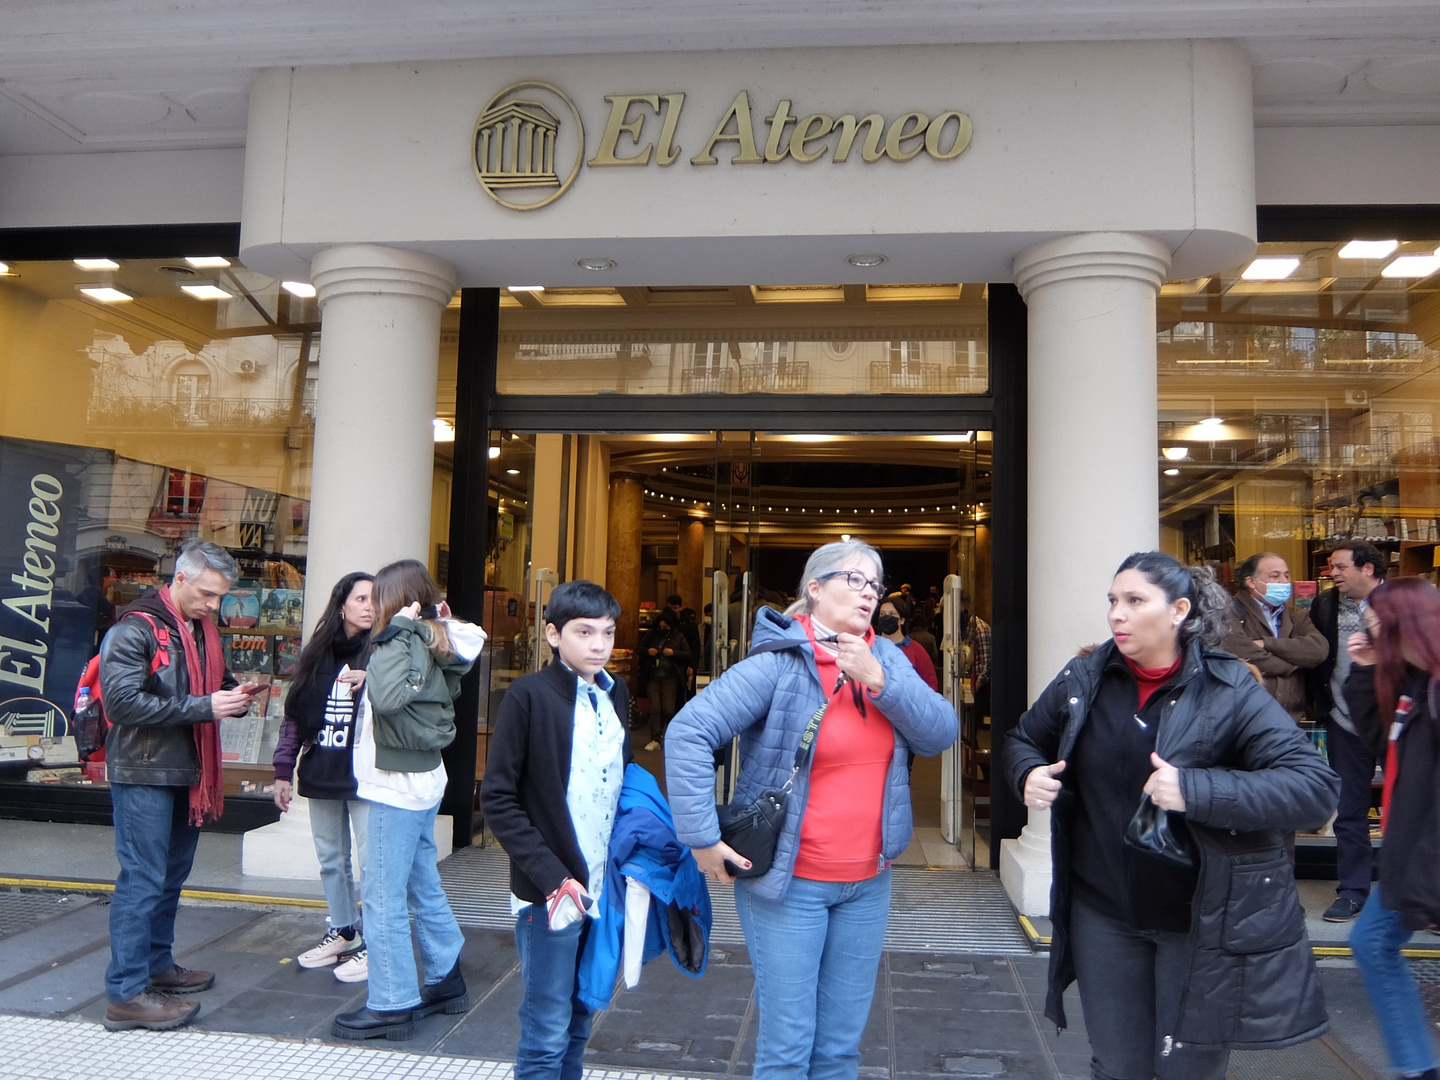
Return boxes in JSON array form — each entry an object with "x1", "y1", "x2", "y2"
[{"x1": 474, "y1": 84, "x2": 972, "y2": 211}]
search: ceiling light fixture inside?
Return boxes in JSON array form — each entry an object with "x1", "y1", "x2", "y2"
[
  {"x1": 1164, "y1": 468, "x2": 1181, "y2": 476},
  {"x1": 78, "y1": 285, "x2": 132, "y2": 302},
  {"x1": 576, "y1": 257, "x2": 616, "y2": 271},
  {"x1": 433, "y1": 419, "x2": 455, "y2": 443},
  {"x1": 846, "y1": 253, "x2": 887, "y2": 268},
  {"x1": 282, "y1": 281, "x2": 317, "y2": 298},
  {"x1": 74, "y1": 258, "x2": 118, "y2": 271},
  {"x1": 1198, "y1": 416, "x2": 1225, "y2": 427},
  {"x1": 487, "y1": 445, "x2": 500, "y2": 459},
  {"x1": 185, "y1": 256, "x2": 232, "y2": 268},
  {"x1": 180, "y1": 283, "x2": 232, "y2": 300},
  {"x1": 1337, "y1": 240, "x2": 1399, "y2": 260},
  {"x1": 1162, "y1": 446, "x2": 1189, "y2": 460},
  {"x1": 507, "y1": 285, "x2": 545, "y2": 292},
  {"x1": 1241, "y1": 257, "x2": 1300, "y2": 280},
  {"x1": 1382, "y1": 251, "x2": 1440, "y2": 279}
]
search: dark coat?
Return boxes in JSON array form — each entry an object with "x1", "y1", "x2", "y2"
[
  {"x1": 1006, "y1": 639, "x2": 1340, "y2": 1050},
  {"x1": 1343, "y1": 664, "x2": 1440, "y2": 930},
  {"x1": 480, "y1": 659, "x2": 631, "y2": 904},
  {"x1": 99, "y1": 592, "x2": 236, "y2": 786},
  {"x1": 1307, "y1": 588, "x2": 1343, "y2": 722},
  {"x1": 1220, "y1": 593, "x2": 1327, "y2": 720}
]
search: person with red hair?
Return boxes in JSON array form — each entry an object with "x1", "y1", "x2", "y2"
[{"x1": 1342, "y1": 577, "x2": 1440, "y2": 1080}]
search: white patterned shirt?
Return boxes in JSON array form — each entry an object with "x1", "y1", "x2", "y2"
[{"x1": 510, "y1": 666, "x2": 625, "y2": 915}]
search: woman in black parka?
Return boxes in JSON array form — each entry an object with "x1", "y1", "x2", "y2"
[{"x1": 1007, "y1": 551, "x2": 1339, "y2": 1080}]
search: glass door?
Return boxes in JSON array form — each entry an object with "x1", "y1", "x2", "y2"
[{"x1": 710, "y1": 430, "x2": 759, "y2": 802}]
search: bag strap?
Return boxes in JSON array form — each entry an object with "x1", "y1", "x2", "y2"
[{"x1": 780, "y1": 698, "x2": 830, "y2": 793}]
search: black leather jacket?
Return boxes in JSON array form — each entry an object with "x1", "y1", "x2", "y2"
[
  {"x1": 98, "y1": 594, "x2": 235, "y2": 786},
  {"x1": 1007, "y1": 639, "x2": 1339, "y2": 1050}
]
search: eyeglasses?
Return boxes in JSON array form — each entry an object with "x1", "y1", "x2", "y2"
[{"x1": 816, "y1": 570, "x2": 884, "y2": 597}]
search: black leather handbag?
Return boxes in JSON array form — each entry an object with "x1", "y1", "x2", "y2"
[
  {"x1": 715, "y1": 699, "x2": 827, "y2": 878},
  {"x1": 1123, "y1": 793, "x2": 1198, "y2": 869}
]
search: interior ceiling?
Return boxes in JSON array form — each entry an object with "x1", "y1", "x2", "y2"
[{"x1": 0, "y1": 2, "x2": 1435, "y2": 156}]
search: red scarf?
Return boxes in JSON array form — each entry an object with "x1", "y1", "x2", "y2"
[{"x1": 160, "y1": 584, "x2": 226, "y2": 825}]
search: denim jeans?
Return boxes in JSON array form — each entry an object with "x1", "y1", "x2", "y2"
[
  {"x1": 1327, "y1": 721, "x2": 1378, "y2": 903},
  {"x1": 361, "y1": 800, "x2": 464, "y2": 1011},
  {"x1": 1350, "y1": 887, "x2": 1439, "y2": 1075},
  {"x1": 1068, "y1": 894, "x2": 1230, "y2": 1080},
  {"x1": 308, "y1": 797, "x2": 368, "y2": 929},
  {"x1": 105, "y1": 783, "x2": 202, "y2": 1002},
  {"x1": 513, "y1": 904, "x2": 592, "y2": 1080},
  {"x1": 734, "y1": 869, "x2": 891, "y2": 1080}
]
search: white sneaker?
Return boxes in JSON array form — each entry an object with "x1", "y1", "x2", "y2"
[
  {"x1": 644, "y1": 740, "x2": 661, "y2": 751},
  {"x1": 333, "y1": 949, "x2": 368, "y2": 983},
  {"x1": 298, "y1": 927, "x2": 361, "y2": 969}
]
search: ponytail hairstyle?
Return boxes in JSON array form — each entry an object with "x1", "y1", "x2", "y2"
[
  {"x1": 292, "y1": 571, "x2": 374, "y2": 698},
  {"x1": 372, "y1": 559, "x2": 455, "y2": 659},
  {"x1": 1114, "y1": 551, "x2": 1232, "y2": 649},
  {"x1": 1365, "y1": 578, "x2": 1440, "y2": 718}
]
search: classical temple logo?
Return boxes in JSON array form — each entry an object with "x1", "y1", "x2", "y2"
[{"x1": 474, "y1": 81, "x2": 585, "y2": 211}]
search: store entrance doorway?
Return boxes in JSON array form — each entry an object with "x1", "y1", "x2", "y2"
[{"x1": 475, "y1": 428, "x2": 995, "y2": 868}]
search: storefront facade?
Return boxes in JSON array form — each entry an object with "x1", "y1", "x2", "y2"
[{"x1": 1, "y1": 15, "x2": 1437, "y2": 913}]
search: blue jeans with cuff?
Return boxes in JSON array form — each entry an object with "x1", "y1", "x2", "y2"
[
  {"x1": 734, "y1": 868, "x2": 891, "y2": 1080},
  {"x1": 308, "y1": 796, "x2": 368, "y2": 929},
  {"x1": 361, "y1": 800, "x2": 464, "y2": 1011},
  {"x1": 513, "y1": 904, "x2": 592, "y2": 1080},
  {"x1": 1350, "y1": 886, "x2": 1439, "y2": 1076},
  {"x1": 105, "y1": 783, "x2": 202, "y2": 1002}
]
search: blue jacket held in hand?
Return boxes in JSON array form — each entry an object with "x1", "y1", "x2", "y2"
[
  {"x1": 664, "y1": 606, "x2": 958, "y2": 903},
  {"x1": 578, "y1": 763, "x2": 712, "y2": 1011}
]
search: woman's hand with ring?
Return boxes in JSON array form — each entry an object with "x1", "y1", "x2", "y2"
[
  {"x1": 1023, "y1": 760, "x2": 1066, "y2": 809},
  {"x1": 1144, "y1": 752, "x2": 1186, "y2": 812}
]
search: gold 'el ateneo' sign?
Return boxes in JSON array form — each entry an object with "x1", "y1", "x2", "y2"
[{"x1": 474, "y1": 82, "x2": 973, "y2": 211}]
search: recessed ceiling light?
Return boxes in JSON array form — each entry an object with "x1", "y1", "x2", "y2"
[
  {"x1": 1162, "y1": 446, "x2": 1189, "y2": 460},
  {"x1": 78, "y1": 285, "x2": 133, "y2": 302},
  {"x1": 841, "y1": 534, "x2": 851, "y2": 542},
  {"x1": 1241, "y1": 257, "x2": 1300, "y2": 280},
  {"x1": 1164, "y1": 468, "x2": 1181, "y2": 476},
  {"x1": 507, "y1": 285, "x2": 544, "y2": 292},
  {"x1": 1337, "y1": 240, "x2": 1398, "y2": 260},
  {"x1": 488, "y1": 446, "x2": 501, "y2": 459},
  {"x1": 790, "y1": 434, "x2": 832, "y2": 442},
  {"x1": 180, "y1": 283, "x2": 232, "y2": 300},
  {"x1": 1382, "y1": 251, "x2": 1440, "y2": 279},
  {"x1": 576, "y1": 257, "x2": 616, "y2": 272},
  {"x1": 282, "y1": 281, "x2": 317, "y2": 298},
  {"x1": 506, "y1": 468, "x2": 520, "y2": 476},
  {"x1": 846, "y1": 253, "x2": 887, "y2": 268},
  {"x1": 1198, "y1": 416, "x2": 1224, "y2": 427},
  {"x1": 184, "y1": 256, "x2": 231, "y2": 268},
  {"x1": 74, "y1": 258, "x2": 118, "y2": 271},
  {"x1": 433, "y1": 419, "x2": 455, "y2": 443},
  {"x1": 0, "y1": 262, "x2": 10, "y2": 274}
]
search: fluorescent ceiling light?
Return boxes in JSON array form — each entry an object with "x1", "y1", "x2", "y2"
[
  {"x1": 1161, "y1": 446, "x2": 1189, "y2": 460},
  {"x1": 282, "y1": 281, "x2": 317, "y2": 298},
  {"x1": 1338, "y1": 240, "x2": 1398, "y2": 260},
  {"x1": 1382, "y1": 251, "x2": 1440, "y2": 279},
  {"x1": 74, "y1": 258, "x2": 119, "y2": 271},
  {"x1": 1164, "y1": 468, "x2": 1181, "y2": 476},
  {"x1": 78, "y1": 285, "x2": 133, "y2": 302},
  {"x1": 487, "y1": 445, "x2": 501, "y2": 459},
  {"x1": 506, "y1": 468, "x2": 520, "y2": 476},
  {"x1": 433, "y1": 419, "x2": 455, "y2": 443},
  {"x1": 931, "y1": 432, "x2": 974, "y2": 442},
  {"x1": 1198, "y1": 416, "x2": 1225, "y2": 427},
  {"x1": 790, "y1": 434, "x2": 833, "y2": 442},
  {"x1": 507, "y1": 285, "x2": 544, "y2": 292},
  {"x1": 0, "y1": 262, "x2": 9, "y2": 274},
  {"x1": 1241, "y1": 257, "x2": 1300, "y2": 280},
  {"x1": 180, "y1": 283, "x2": 232, "y2": 300},
  {"x1": 184, "y1": 256, "x2": 231, "y2": 268}
]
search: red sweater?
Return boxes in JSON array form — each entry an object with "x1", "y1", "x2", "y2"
[
  {"x1": 899, "y1": 637, "x2": 938, "y2": 691},
  {"x1": 793, "y1": 616, "x2": 896, "y2": 881}
]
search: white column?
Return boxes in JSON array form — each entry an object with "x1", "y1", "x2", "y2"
[
  {"x1": 302, "y1": 244, "x2": 457, "y2": 638},
  {"x1": 1000, "y1": 232, "x2": 1170, "y2": 917}
]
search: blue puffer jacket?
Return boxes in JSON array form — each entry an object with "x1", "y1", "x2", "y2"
[{"x1": 665, "y1": 606, "x2": 959, "y2": 902}]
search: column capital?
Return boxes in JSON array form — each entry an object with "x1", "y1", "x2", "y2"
[
  {"x1": 1012, "y1": 232, "x2": 1171, "y2": 301},
  {"x1": 312, "y1": 244, "x2": 457, "y2": 310}
]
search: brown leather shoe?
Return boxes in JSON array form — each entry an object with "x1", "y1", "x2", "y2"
[
  {"x1": 103, "y1": 988, "x2": 201, "y2": 1031},
  {"x1": 149, "y1": 964, "x2": 215, "y2": 994}
]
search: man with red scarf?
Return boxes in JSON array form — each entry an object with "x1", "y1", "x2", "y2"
[{"x1": 99, "y1": 539, "x2": 257, "y2": 1031}]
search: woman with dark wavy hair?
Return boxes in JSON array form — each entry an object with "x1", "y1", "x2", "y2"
[
  {"x1": 1007, "y1": 551, "x2": 1338, "y2": 1080},
  {"x1": 1342, "y1": 577, "x2": 1440, "y2": 1080}
]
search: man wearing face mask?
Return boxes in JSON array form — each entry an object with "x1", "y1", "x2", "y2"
[{"x1": 1220, "y1": 552, "x2": 1327, "y2": 721}]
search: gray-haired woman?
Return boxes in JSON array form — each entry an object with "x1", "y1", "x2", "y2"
[
  {"x1": 1007, "y1": 551, "x2": 1339, "y2": 1080},
  {"x1": 665, "y1": 540, "x2": 957, "y2": 1080}
]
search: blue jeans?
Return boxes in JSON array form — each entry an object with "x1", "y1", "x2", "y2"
[
  {"x1": 105, "y1": 783, "x2": 202, "y2": 1002},
  {"x1": 735, "y1": 869, "x2": 891, "y2": 1080},
  {"x1": 1350, "y1": 887, "x2": 1439, "y2": 1075},
  {"x1": 361, "y1": 800, "x2": 464, "y2": 1011},
  {"x1": 308, "y1": 797, "x2": 368, "y2": 929},
  {"x1": 513, "y1": 905, "x2": 592, "y2": 1080}
]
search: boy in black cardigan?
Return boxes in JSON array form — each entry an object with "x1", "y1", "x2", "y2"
[{"x1": 480, "y1": 581, "x2": 630, "y2": 1080}]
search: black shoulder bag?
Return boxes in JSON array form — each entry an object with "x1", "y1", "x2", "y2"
[{"x1": 714, "y1": 698, "x2": 828, "y2": 879}]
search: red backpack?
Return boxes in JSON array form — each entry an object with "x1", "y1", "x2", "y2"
[{"x1": 74, "y1": 612, "x2": 171, "y2": 762}]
